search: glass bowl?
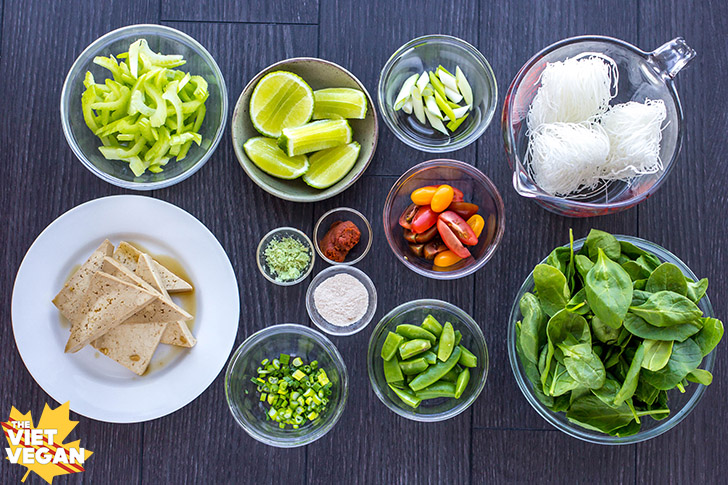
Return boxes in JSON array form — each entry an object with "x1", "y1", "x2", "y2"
[
  {"x1": 305, "y1": 265, "x2": 377, "y2": 336},
  {"x1": 60, "y1": 24, "x2": 228, "y2": 190},
  {"x1": 378, "y1": 35, "x2": 498, "y2": 152},
  {"x1": 383, "y1": 159, "x2": 505, "y2": 280},
  {"x1": 256, "y1": 227, "x2": 315, "y2": 286},
  {"x1": 508, "y1": 235, "x2": 717, "y2": 444},
  {"x1": 225, "y1": 324, "x2": 348, "y2": 447},
  {"x1": 313, "y1": 207, "x2": 373, "y2": 265},
  {"x1": 367, "y1": 299, "x2": 489, "y2": 422},
  {"x1": 503, "y1": 36, "x2": 696, "y2": 217}
]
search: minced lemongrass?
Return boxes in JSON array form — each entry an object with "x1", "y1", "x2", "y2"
[{"x1": 264, "y1": 236, "x2": 311, "y2": 282}]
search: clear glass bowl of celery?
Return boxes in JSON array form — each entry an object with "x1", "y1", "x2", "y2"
[{"x1": 60, "y1": 24, "x2": 227, "y2": 189}]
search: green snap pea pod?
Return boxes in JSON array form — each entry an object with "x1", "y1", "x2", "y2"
[
  {"x1": 415, "y1": 381, "x2": 456, "y2": 400},
  {"x1": 440, "y1": 367, "x2": 459, "y2": 382},
  {"x1": 396, "y1": 324, "x2": 436, "y2": 343},
  {"x1": 421, "y1": 314, "x2": 443, "y2": 337},
  {"x1": 383, "y1": 356, "x2": 404, "y2": 384},
  {"x1": 410, "y1": 347, "x2": 462, "y2": 391},
  {"x1": 438, "y1": 322, "x2": 455, "y2": 362},
  {"x1": 389, "y1": 383, "x2": 421, "y2": 408},
  {"x1": 454, "y1": 330, "x2": 462, "y2": 347},
  {"x1": 422, "y1": 351, "x2": 437, "y2": 365},
  {"x1": 454, "y1": 368, "x2": 471, "y2": 399},
  {"x1": 399, "y1": 357, "x2": 429, "y2": 375},
  {"x1": 381, "y1": 332, "x2": 405, "y2": 361},
  {"x1": 458, "y1": 345, "x2": 478, "y2": 367},
  {"x1": 399, "y1": 339, "x2": 431, "y2": 360}
]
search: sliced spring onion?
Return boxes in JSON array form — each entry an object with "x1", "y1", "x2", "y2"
[
  {"x1": 402, "y1": 99, "x2": 413, "y2": 114},
  {"x1": 456, "y1": 66, "x2": 473, "y2": 106},
  {"x1": 434, "y1": 91, "x2": 456, "y2": 122},
  {"x1": 411, "y1": 86, "x2": 426, "y2": 124},
  {"x1": 394, "y1": 73, "x2": 418, "y2": 110},
  {"x1": 437, "y1": 67, "x2": 459, "y2": 92},
  {"x1": 424, "y1": 108, "x2": 448, "y2": 135},
  {"x1": 444, "y1": 86, "x2": 463, "y2": 103},
  {"x1": 424, "y1": 95, "x2": 442, "y2": 119},
  {"x1": 447, "y1": 113, "x2": 469, "y2": 132}
]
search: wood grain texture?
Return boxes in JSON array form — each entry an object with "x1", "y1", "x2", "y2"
[{"x1": 161, "y1": 0, "x2": 319, "y2": 24}]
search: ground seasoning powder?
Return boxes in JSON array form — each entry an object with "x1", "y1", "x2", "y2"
[
  {"x1": 264, "y1": 236, "x2": 311, "y2": 282},
  {"x1": 313, "y1": 273, "x2": 369, "y2": 326}
]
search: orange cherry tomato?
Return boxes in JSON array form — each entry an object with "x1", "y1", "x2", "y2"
[
  {"x1": 433, "y1": 214, "x2": 485, "y2": 268},
  {"x1": 411, "y1": 186, "x2": 438, "y2": 206},
  {"x1": 467, "y1": 214, "x2": 485, "y2": 238},
  {"x1": 430, "y1": 185, "x2": 454, "y2": 212}
]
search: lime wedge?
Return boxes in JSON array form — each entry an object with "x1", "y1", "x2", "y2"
[
  {"x1": 303, "y1": 142, "x2": 361, "y2": 189},
  {"x1": 313, "y1": 88, "x2": 367, "y2": 119},
  {"x1": 249, "y1": 71, "x2": 314, "y2": 138},
  {"x1": 278, "y1": 120, "x2": 352, "y2": 156},
  {"x1": 243, "y1": 137, "x2": 309, "y2": 179}
]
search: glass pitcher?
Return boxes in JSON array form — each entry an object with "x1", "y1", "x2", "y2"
[{"x1": 502, "y1": 36, "x2": 696, "y2": 217}]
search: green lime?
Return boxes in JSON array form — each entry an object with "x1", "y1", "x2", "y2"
[
  {"x1": 312, "y1": 88, "x2": 368, "y2": 120},
  {"x1": 243, "y1": 137, "x2": 309, "y2": 179},
  {"x1": 249, "y1": 71, "x2": 314, "y2": 138},
  {"x1": 278, "y1": 120, "x2": 352, "y2": 157},
  {"x1": 303, "y1": 141, "x2": 361, "y2": 189}
]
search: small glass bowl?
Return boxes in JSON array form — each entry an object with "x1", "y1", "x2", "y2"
[
  {"x1": 313, "y1": 207, "x2": 373, "y2": 265},
  {"x1": 305, "y1": 265, "x2": 378, "y2": 336},
  {"x1": 378, "y1": 34, "x2": 498, "y2": 152},
  {"x1": 508, "y1": 235, "x2": 717, "y2": 444},
  {"x1": 60, "y1": 24, "x2": 228, "y2": 190},
  {"x1": 383, "y1": 159, "x2": 505, "y2": 280},
  {"x1": 367, "y1": 299, "x2": 489, "y2": 422},
  {"x1": 256, "y1": 227, "x2": 315, "y2": 286},
  {"x1": 225, "y1": 324, "x2": 349, "y2": 447}
]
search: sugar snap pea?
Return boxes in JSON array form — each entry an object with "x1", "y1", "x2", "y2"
[
  {"x1": 399, "y1": 338, "x2": 431, "y2": 360},
  {"x1": 454, "y1": 330, "x2": 462, "y2": 346},
  {"x1": 454, "y1": 368, "x2": 470, "y2": 399},
  {"x1": 440, "y1": 366, "x2": 460, "y2": 382},
  {"x1": 438, "y1": 322, "x2": 455, "y2": 362},
  {"x1": 410, "y1": 346, "x2": 461, "y2": 391},
  {"x1": 381, "y1": 331, "x2": 405, "y2": 361},
  {"x1": 383, "y1": 355, "x2": 404, "y2": 384},
  {"x1": 400, "y1": 357, "x2": 429, "y2": 375},
  {"x1": 421, "y1": 314, "x2": 443, "y2": 336},
  {"x1": 389, "y1": 384, "x2": 421, "y2": 408},
  {"x1": 458, "y1": 345, "x2": 478, "y2": 367},
  {"x1": 422, "y1": 351, "x2": 437, "y2": 365},
  {"x1": 415, "y1": 381, "x2": 456, "y2": 400},
  {"x1": 396, "y1": 324, "x2": 436, "y2": 343}
]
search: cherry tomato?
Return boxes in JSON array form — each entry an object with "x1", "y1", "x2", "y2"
[
  {"x1": 436, "y1": 218, "x2": 471, "y2": 259},
  {"x1": 439, "y1": 211, "x2": 478, "y2": 246},
  {"x1": 452, "y1": 187, "x2": 464, "y2": 202},
  {"x1": 398, "y1": 203, "x2": 418, "y2": 229},
  {"x1": 430, "y1": 185, "x2": 454, "y2": 212},
  {"x1": 466, "y1": 214, "x2": 485, "y2": 238},
  {"x1": 408, "y1": 243, "x2": 425, "y2": 257},
  {"x1": 404, "y1": 225, "x2": 438, "y2": 243},
  {"x1": 424, "y1": 240, "x2": 448, "y2": 260},
  {"x1": 447, "y1": 201, "x2": 479, "y2": 220},
  {"x1": 411, "y1": 206, "x2": 438, "y2": 234},
  {"x1": 411, "y1": 186, "x2": 438, "y2": 206},
  {"x1": 434, "y1": 250, "x2": 462, "y2": 267}
]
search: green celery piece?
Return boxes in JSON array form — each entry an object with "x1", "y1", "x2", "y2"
[
  {"x1": 176, "y1": 140, "x2": 193, "y2": 161},
  {"x1": 136, "y1": 39, "x2": 186, "y2": 71},
  {"x1": 144, "y1": 127, "x2": 171, "y2": 163},
  {"x1": 98, "y1": 136, "x2": 146, "y2": 161},
  {"x1": 81, "y1": 89, "x2": 100, "y2": 132},
  {"x1": 94, "y1": 114, "x2": 138, "y2": 137},
  {"x1": 162, "y1": 80, "x2": 184, "y2": 133},
  {"x1": 128, "y1": 90, "x2": 156, "y2": 117},
  {"x1": 128, "y1": 156, "x2": 147, "y2": 177},
  {"x1": 93, "y1": 55, "x2": 135, "y2": 84},
  {"x1": 170, "y1": 132, "x2": 201, "y2": 146},
  {"x1": 83, "y1": 71, "x2": 96, "y2": 88},
  {"x1": 90, "y1": 85, "x2": 130, "y2": 112},
  {"x1": 168, "y1": 144, "x2": 181, "y2": 157},
  {"x1": 144, "y1": 78, "x2": 167, "y2": 128},
  {"x1": 189, "y1": 75, "x2": 208, "y2": 100}
]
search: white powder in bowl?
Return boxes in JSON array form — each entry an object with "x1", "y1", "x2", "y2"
[{"x1": 313, "y1": 273, "x2": 369, "y2": 327}]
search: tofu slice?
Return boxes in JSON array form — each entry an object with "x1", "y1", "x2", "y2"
[
  {"x1": 136, "y1": 254, "x2": 197, "y2": 348},
  {"x1": 64, "y1": 272, "x2": 156, "y2": 353},
  {"x1": 101, "y1": 257, "x2": 192, "y2": 324},
  {"x1": 92, "y1": 322, "x2": 167, "y2": 376},
  {"x1": 53, "y1": 239, "x2": 114, "y2": 322},
  {"x1": 113, "y1": 241, "x2": 193, "y2": 293}
]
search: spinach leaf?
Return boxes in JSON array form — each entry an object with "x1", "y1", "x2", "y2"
[
  {"x1": 622, "y1": 261, "x2": 651, "y2": 281},
  {"x1": 631, "y1": 289, "x2": 652, "y2": 306},
  {"x1": 641, "y1": 339, "x2": 702, "y2": 390},
  {"x1": 566, "y1": 395, "x2": 635, "y2": 434},
  {"x1": 585, "y1": 229, "x2": 621, "y2": 261},
  {"x1": 614, "y1": 343, "x2": 644, "y2": 406},
  {"x1": 562, "y1": 343, "x2": 606, "y2": 389},
  {"x1": 545, "y1": 361, "x2": 580, "y2": 396},
  {"x1": 645, "y1": 262, "x2": 688, "y2": 296},
  {"x1": 533, "y1": 264, "x2": 570, "y2": 317},
  {"x1": 646, "y1": 390, "x2": 670, "y2": 421},
  {"x1": 585, "y1": 249, "x2": 632, "y2": 329},
  {"x1": 591, "y1": 378, "x2": 621, "y2": 406},
  {"x1": 633, "y1": 279, "x2": 647, "y2": 290},
  {"x1": 622, "y1": 313, "x2": 701, "y2": 342},
  {"x1": 636, "y1": 253, "x2": 661, "y2": 273},
  {"x1": 546, "y1": 246, "x2": 570, "y2": 275},
  {"x1": 566, "y1": 288, "x2": 591, "y2": 315},
  {"x1": 619, "y1": 240, "x2": 651, "y2": 259},
  {"x1": 633, "y1": 375, "x2": 660, "y2": 406},
  {"x1": 686, "y1": 368, "x2": 713, "y2": 385},
  {"x1": 518, "y1": 292, "x2": 547, "y2": 365},
  {"x1": 693, "y1": 317, "x2": 724, "y2": 357},
  {"x1": 591, "y1": 316, "x2": 620, "y2": 344},
  {"x1": 612, "y1": 419, "x2": 641, "y2": 437},
  {"x1": 641, "y1": 339, "x2": 673, "y2": 371},
  {"x1": 630, "y1": 291, "x2": 703, "y2": 327},
  {"x1": 546, "y1": 309, "x2": 591, "y2": 348},
  {"x1": 686, "y1": 278, "x2": 709, "y2": 303}
]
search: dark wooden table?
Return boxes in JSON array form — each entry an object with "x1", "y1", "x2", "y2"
[{"x1": 2, "y1": 1, "x2": 727, "y2": 483}]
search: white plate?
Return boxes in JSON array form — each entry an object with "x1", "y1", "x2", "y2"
[{"x1": 12, "y1": 195, "x2": 240, "y2": 423}]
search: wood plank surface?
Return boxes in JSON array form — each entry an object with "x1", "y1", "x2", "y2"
[{"x1": 0, "y1": 0, "x2": 726, "y2": 484}]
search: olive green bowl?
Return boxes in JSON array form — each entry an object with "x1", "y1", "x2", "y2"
[{"x1": 231, "y1": 58, "x2": 379, "y2": 202}]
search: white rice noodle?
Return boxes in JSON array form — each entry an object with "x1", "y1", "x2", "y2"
[
  {"x1": 527, "y1": 53, "x2": 618, "y2": 131},
  {"x1": 527, "y1": 122, "x2": 611, "y2": 196},
  {"x1": 600, "y1": 99, "x2": 667, "y2": 179}
]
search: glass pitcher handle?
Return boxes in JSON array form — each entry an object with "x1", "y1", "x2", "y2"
[{"x1": 648, "y1": 37, "x2": 696, "y2": 79}]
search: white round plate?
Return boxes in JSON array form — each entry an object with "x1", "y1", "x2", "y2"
[{"x1": 12, "y1": 195, "x2": 240, "y2": 423}]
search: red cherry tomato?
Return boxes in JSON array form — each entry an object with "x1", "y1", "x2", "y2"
[
  {"x1": 398, "y1": 203, "x2": 418, "y2": 229},
  {"x1": 447, "y1": 201, "x2": 479, "y2": 220},
  {"x1": 411, "y1": 206, "x2": 438, "y2": 234},
  {"x1": 438, "y1": 211, "x2": 478, "y2": 246},
  {"x1": 452, "y1": 187, "x2": 464, "y2": 202},
  {"x1": 436, "y1": 218, "x2": 471, "y2": 259}
]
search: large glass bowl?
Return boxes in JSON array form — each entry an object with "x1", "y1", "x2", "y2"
[
  {"x1": 508, "y1": 235, "x2": 717, "y2": 444},
  {"x1": 383, "y1": 159, "x2": 505, "y2": 280},
  {"x1": 367, "y1": 299, "x2": 489, "y2": 422},
  {"x1": 60, "y1": 24, "x2": 228, "y2": 190},
  {"x1": 378, "y1": 35, "x2": 498, "y2": 152},
  {"x1": 502, "y1": 36, "x2": 696, "y2": 217},
  {"x1": 225, "y1": 324, "x2": 348, "y2": 448}
]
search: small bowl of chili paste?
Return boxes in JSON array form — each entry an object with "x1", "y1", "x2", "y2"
[{"x1": 313, "y1": 207, "x2": 372, "y2": 265}]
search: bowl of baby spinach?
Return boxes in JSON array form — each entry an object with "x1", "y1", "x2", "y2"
[{"x1": 508, "y1": 229, "x2": 723, "y2": 444}]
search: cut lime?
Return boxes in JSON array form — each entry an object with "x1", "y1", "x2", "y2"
[
  {"x1": 303, "y1": 142, "x2": 361, "y2": 189},
  {"x1": 249, "y1": 71, "x2": 314, "y2": 138},
  {"x1": 278, "y1": 120, "x2": 352, "y2": 157},
  {"x1": 243, "y1": 137, "x2": 309, "y2": 179},
  {"x1": 312, "y1": 88, "x2": 367, "y2": 120}
]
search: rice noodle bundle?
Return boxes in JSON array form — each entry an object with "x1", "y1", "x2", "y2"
[
  {"x1": 527, "y1": 53, "x2": 618, "y2": 131},
  {"x1": 527, "y1": 122, "x2": 611, "y2": 196},
  {"x1": 600, "y1": 99, "x2": 667, "y2": 179}
]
